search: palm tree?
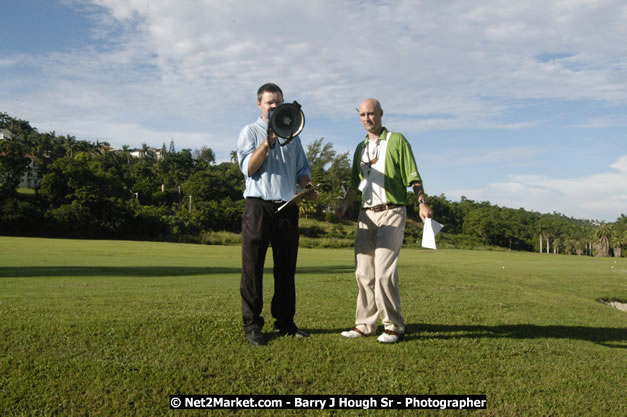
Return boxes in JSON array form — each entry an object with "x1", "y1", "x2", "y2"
[
  {"x1": 62, "y1": 135, "x2": 77, "y2": 158},
  {"x1": 140, "y1": 143, "x2": 149, "y2": 158},
  {"x1": 611, "y1": 232, "x2": 625, "y2": 258},
  {"x1": 121, "y1": 145, "x2": 131, "y2": 163},
  {"x1": 553, "y1": 237, "x2": 561, "y2": 254},
  {"x1": 594, "y1": 223, "x2": 612, "y2": 257},
  {"x1": 574, "y1": 239, "x2": 586, "y2": 256},
  {"x1": 536, "y1": 219, "x2": 550, "y2": 254},
  {"x1": 29, "y1": 132, "x2": 55, "y2": 192}
]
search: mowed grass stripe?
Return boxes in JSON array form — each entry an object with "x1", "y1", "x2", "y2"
[{"x1": 0, "y1": 237, "x2": 625, "y2": 417}]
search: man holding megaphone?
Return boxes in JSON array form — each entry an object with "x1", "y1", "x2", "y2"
[{"x1": 236, "y1": 83, "x2": 318, "y2": 346}]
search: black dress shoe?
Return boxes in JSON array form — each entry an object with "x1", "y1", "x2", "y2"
[
  {"x1": 246, "y1": 329, "x2": 266, "y2": 345},
  {"x1": 290, "y1": 328, "x2": 309, "y2": 338},
  {"x1": 273, "y1": 325, "x2": 309, "y2": 338}
]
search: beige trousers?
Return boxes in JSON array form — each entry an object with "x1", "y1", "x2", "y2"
[{"x1": 353, "y1": 206, "x2": 406, "y2": 334}]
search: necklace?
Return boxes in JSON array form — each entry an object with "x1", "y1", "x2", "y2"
[{"x1": 361, "y1": 138, "x2": 380, "y2": 176}]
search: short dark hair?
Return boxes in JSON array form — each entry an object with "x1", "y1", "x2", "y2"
[{"x1": 257, "y1": 83, "x2": 283, "y2": 101}]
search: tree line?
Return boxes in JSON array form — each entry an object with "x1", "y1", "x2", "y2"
[{"x1": 1, "y1": 112, "x2": 625, "y2": 256}]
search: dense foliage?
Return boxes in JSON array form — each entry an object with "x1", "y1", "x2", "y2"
[{"x1": 1, "y1": 112, "x2": 625, "y2": 255}]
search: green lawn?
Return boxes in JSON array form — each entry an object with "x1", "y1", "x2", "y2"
[{"x1": 0, "y1": 237, "x2": 625, "y2": 416}]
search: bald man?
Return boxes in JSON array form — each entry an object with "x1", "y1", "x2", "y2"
[{"x1": 335, "y1": 98, "x2": 432, "y2": 344}]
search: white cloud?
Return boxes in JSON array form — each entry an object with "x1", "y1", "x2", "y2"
[
  {"x1": 83, "y1": 0, "x2": 627, "y2": 113},
  {"x1": 446, "y1": 154, "x2": 627, "y2": 221},
  {"x1": 4, "y1": 0, "x2": 627, "y2": 143},
  {"x1": 610, "y1": 155, "x2": 627, "y2": 172}
]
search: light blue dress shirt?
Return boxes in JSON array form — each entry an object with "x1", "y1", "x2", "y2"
[{"x1": 237, "y1": 117, "x2": 311, "y2": 202}]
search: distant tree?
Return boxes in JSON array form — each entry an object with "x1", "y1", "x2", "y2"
[
  {"x1": 120, "y1": 145, "x2": 131, "y2": 163},
  {"x1": 0, "y1": 112, "x2": 37, "y2": 138},
  {"x1": 60, "y1": 135, "x2": 77, "y2": 158},
  {"x1": 614, "y1": 215, "x2": 626, "y2": 257},
  {"x1": 324, "y1": 150, "x2": 351, "y2": 196},
  {"x1": 140, "y1": 143, "x2": 156, "y2": 160},
  {"x1": 29, "y1": 132, "x2": 65, "y2": 182},
  {"x1": 0, "y1": 134, "x2": 29, "y2": 198},
  {"x1": 153, "y1": 149, "x2": 194, "y2": 189},
  {"x1": 4, "y1": 111, "x2": 621, "y2": 248},
  {"x1": 182, "y1": 163, "x2": 244, "y2": 202},
  {"x1": 306, "y1": 138, "x2": 336, "y2": 184},
  {"x1": 304, "y1": 138, "x2": 351, "y2": 217},
  {"x1": 611, "y1": 233, "x2": 625, "y2": 257},
  {"x1": 193, "y1": 146, "x2": 216, "y2": 166},
  {"x1": 594, "y1": 223, "x2": 612, "y2": 257},
  {"x1": 421, "y1": 194, "x2": 463, "y2": 234},
  {"x1": 39, "y1": 152, "x2": 132, "y2": 237},
  {"x1": 463, "y1": 207, "x2": 497, "y2": 244}
]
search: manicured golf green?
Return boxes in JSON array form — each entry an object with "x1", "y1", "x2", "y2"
[{"x1": 0, "y1": 237, "x2": 625, "y2": 416}]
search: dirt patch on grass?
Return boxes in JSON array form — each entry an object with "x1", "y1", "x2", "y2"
[{"x1": 600, "y1": 299, "x2": 627, "y2": 312}]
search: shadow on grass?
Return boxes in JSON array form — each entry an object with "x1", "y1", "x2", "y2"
[
  {"x1": 305, "y1": 323, "x2": 626, "y2": 348},
  {"x1": 403, "y1": 323, "x2": 627, "y2": 348},
  {"x1": 0, "y1": 265, "x2": 353, "y2": 278}
]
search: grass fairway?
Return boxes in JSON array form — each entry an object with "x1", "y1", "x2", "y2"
[{"x1": 0, "y1": 237, "x2": 625, "y2": 416}]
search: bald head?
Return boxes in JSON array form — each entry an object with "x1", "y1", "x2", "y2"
[
  {"x1": 358, "y1": 98, "x2": 384, "y2": 138},
  {"x1": 359, "y1": 98, "x2": 382, "y2": 114}
]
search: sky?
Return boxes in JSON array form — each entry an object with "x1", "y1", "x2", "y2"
[{"x1": 1, "y1": 0, "x2": 626, "y2": 222}]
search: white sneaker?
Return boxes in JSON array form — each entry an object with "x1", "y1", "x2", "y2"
[
  {"x1": 341, "y1": 328, "x2": 364, "y2": 338},
  {"x1": 377, "y1": 330, "x2": 402, "y2": 344}
]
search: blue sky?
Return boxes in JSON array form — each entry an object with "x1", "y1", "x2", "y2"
[{"x1": 1, "y1": 0, "x2": 626, "y2": 222}]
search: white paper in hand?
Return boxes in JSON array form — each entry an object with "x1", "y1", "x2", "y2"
[{"x1": 421, "y1": 218, "x2": 443, "y2": 249}]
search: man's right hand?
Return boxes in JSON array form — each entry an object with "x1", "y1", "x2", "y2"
[
  {"x1": 247, "y1": 128, "x2": 277, "y2": 176},
  {"x1": 335, "y1": 205, "x2": 346, "y2": 219},
  {"x1": 335, "y1": 189, "x2": 356, "y2": 219}
]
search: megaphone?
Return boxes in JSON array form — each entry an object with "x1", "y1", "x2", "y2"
[{"x1": 268, "y1": 101, "x2": 305, "y2": 145}]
